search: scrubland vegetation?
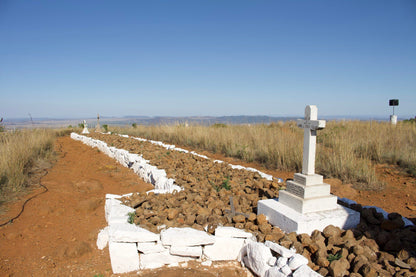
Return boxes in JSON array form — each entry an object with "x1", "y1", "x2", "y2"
[
  {"x1": 114, "y1": 120, "x2": 416, "y2": 190},
  {"x1": 0, "y1": 129, "x2": 57, "y2": 196}
]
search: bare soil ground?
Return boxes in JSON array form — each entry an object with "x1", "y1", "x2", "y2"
[{"x1": 0, "y1": 135, "x2": 414, "y2": 276}]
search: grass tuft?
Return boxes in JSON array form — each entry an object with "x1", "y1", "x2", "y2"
[{"x1": 0, "y1": 129, "x2": 56, "y2": 198}]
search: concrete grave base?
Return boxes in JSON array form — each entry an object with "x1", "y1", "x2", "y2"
[{"x1": 258, "y1": 199, "x2": 360, "y2": 235}]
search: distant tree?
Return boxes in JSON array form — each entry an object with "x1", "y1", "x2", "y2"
[
  {"x1": 78, "y1": 123, "x2": 84, "y2": 128},
  {"x1": 132, "y1": 123, "x2": 137, "y2": 128},
  {"x1": 103, "y1": 124, "x2": 108, "y2": 132},
  {"x1": 0, "y1": 117, "x2": 4, "y2": 132},
  {"x1": 403, "y1": 116, "x2": 416, "y2": 124}
]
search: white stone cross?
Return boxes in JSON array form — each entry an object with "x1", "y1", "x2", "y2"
[
  {"x1": 82, "y1": 119, "x2": 90, "y2": 134},
  {"x1": 296, "y1": 105, "x2": 325, "y2": 175}
]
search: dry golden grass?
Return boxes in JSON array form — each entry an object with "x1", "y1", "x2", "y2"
[
  {"x1": 113, "y1": 120, "x2": 416, "y2": 190},
  {"x1": 0, "y1": 129, "x2": 57, "y2": 194}
]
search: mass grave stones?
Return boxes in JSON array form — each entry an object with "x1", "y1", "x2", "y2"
[{"x1": 258, "y1": 105, "x2": 360, "y2": 235}]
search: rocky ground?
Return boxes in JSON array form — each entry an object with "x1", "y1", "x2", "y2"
[{"x1": 88, "y1": 133, "x2": 416, "y2": 277}]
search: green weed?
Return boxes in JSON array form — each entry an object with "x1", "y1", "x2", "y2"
[
  {"x1": 328, "y1": 252, "x2": 342, "y2": 262},
  {"x1": 127, "y1": 212, "x2": 135, "y2": 224}
]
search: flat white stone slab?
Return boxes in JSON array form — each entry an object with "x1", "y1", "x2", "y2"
[
  {"x1": 258, "y1": 199, "x2": 360, "y2": 235},
  {"x1": 203, "y1": 237, "x2": 245, "y2": 261},
  {"x1": 265, "y1": 267, "x2": 287, "y2": 277},
  {"x1": 105, "y1": 198, "x2": 135, "y2": 225},
  {"x1": 278, "y1": 191, "x2": 338, "y2": 214},
  {"x1": 264, "y1": 241, "x2": 295, "y2": 258},
  {"x1": 97, "y1": 227, "x2": 109, "y2": 250},
  {"x1": 276, "y1": 256, "x2": 288, "y2": 268},
  {"x1": 105, "y1": 193, "x2": 122, "y2": 199},
  {"x1": 161, "y1": 227, "x2": 215, "y2": 247},
  {"x1": 108, "y1": 241, "x2": 140, "y2": 274},
  {"x1": 139, "y1": 250, "x2": 194, "y2": 269},
  {"x1": 293, "y1": 264, "x2": 323, "y2": 277},
  {"x1": 288, "y1": 254, "x2": 309, "y2": 270},
  {"x1": 280, "y1": 264, "x2": 292, "y2": 275},
  {"x1": 215, "y1": 226, "x2": 255, "y2": 239},
  {"x1": 109, "y1": 223, "x2": 159, "y2": 243},
  {"x1": 137, "y1": 241, "x2": 166, "y2": 254},
  {"x1": 170, "y1": 245, "x2": 202, "y2": 257}
]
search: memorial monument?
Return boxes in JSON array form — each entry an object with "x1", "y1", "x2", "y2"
[
  {"x1": 81, "y1": 120, "x2": 89, "y2": 134},
  {"x1": 257, "y1": 105, "x2": 359, "y2": 235}
]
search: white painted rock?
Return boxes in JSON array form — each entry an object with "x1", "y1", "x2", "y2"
[
  {"x1": 139, "y1": 250, "x2": 195, "y2": 269},
  {"x1": 242, "y1": 241, "x2": 273, "y2": 277},
  {"x1": 203, "y1": 236, "x2": 245, "y2": 261},
  {"x1": 280, "y1": 264, "x2": 292, "y2": 276},
  {"x1": 264, "y1": 267, "x2": 288, "y2": 277},
  {"x1": 292, "y1": 264, "x2": 323, "y2": 277},
  {"x1": 105, "y1": 193, "x2": 122, "y2": 199},
  {"x1": 215, "y1": 226, "x2": 255, "y2": 239},
  {"x1": 288, "y1": 254, "x2": 309, "y2": 270},
  {"x1": 161, "y1": 227, "x2": 215, "y2": 247},
  {"x1": 265, "y1": 240, "x2": 296, "y2": 258},
  {"x1": 170, "y1": 246, "x2": 202, "y2": 257},
  {"x1": 267, "y1": 256, "x2": 277, "y2": 266},
  {"x1": 109, "y1": 223, "x2": 159, "y2": 243},
  {"x1": 108, "y1": 241, "x2": 140, "y2": 274},
  {"x1": 105, "y1": 198, "x2": 135, "y2": 225},
  {"x1": 96, "y1": 227, "x2": 109, "y2": 250},
  {"x1": 137, "y1": 241, "x2": 166, "y2": 254},
  {"x1": 276, "y1": 256, "x2": 288, "y2": 269}
]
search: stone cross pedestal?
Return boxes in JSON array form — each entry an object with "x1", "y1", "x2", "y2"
[
  {"x1": 257, "y1": 105, "x2": 359, "y2": 235},
  {"x1": 82, "y1": 120, "x2": 90, "y2": 134}
]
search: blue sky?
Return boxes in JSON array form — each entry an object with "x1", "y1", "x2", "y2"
[{"x1": 1, "y1": 1, "x2": 415, "y2": 119}]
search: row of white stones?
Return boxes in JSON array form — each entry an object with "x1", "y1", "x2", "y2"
[
  {"x1": 70, "y1": 133, "x2": 181, "y2": 194},
  {"x1": 101, "y1": 193, "x2": 321, "y2": 276},
  {"x1": 117, "y1": 133, "x2": 277, "y2": 181}
]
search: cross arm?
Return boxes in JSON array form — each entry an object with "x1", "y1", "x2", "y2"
[{"x1": 297, "y1": 119, "x2": 326, "y2": 130}]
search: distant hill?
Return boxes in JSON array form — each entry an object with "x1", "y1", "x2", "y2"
[
  {"x1": 2, "y1": 114, "x2": 403, "y2": 129},
  {"x1": 3, "y1": 115, "x2": 297, "y2": 129}
]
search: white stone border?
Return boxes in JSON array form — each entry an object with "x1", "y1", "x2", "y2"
[
  {"x1": 119, "y1": 133, "x2": 279, "y2": 182},
  {"x1": 101, "y1": 193, "x2": 321, "y2": 276},
  {"x1": 70, "y1": 133, "x2": 181, "y2": 194}
]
